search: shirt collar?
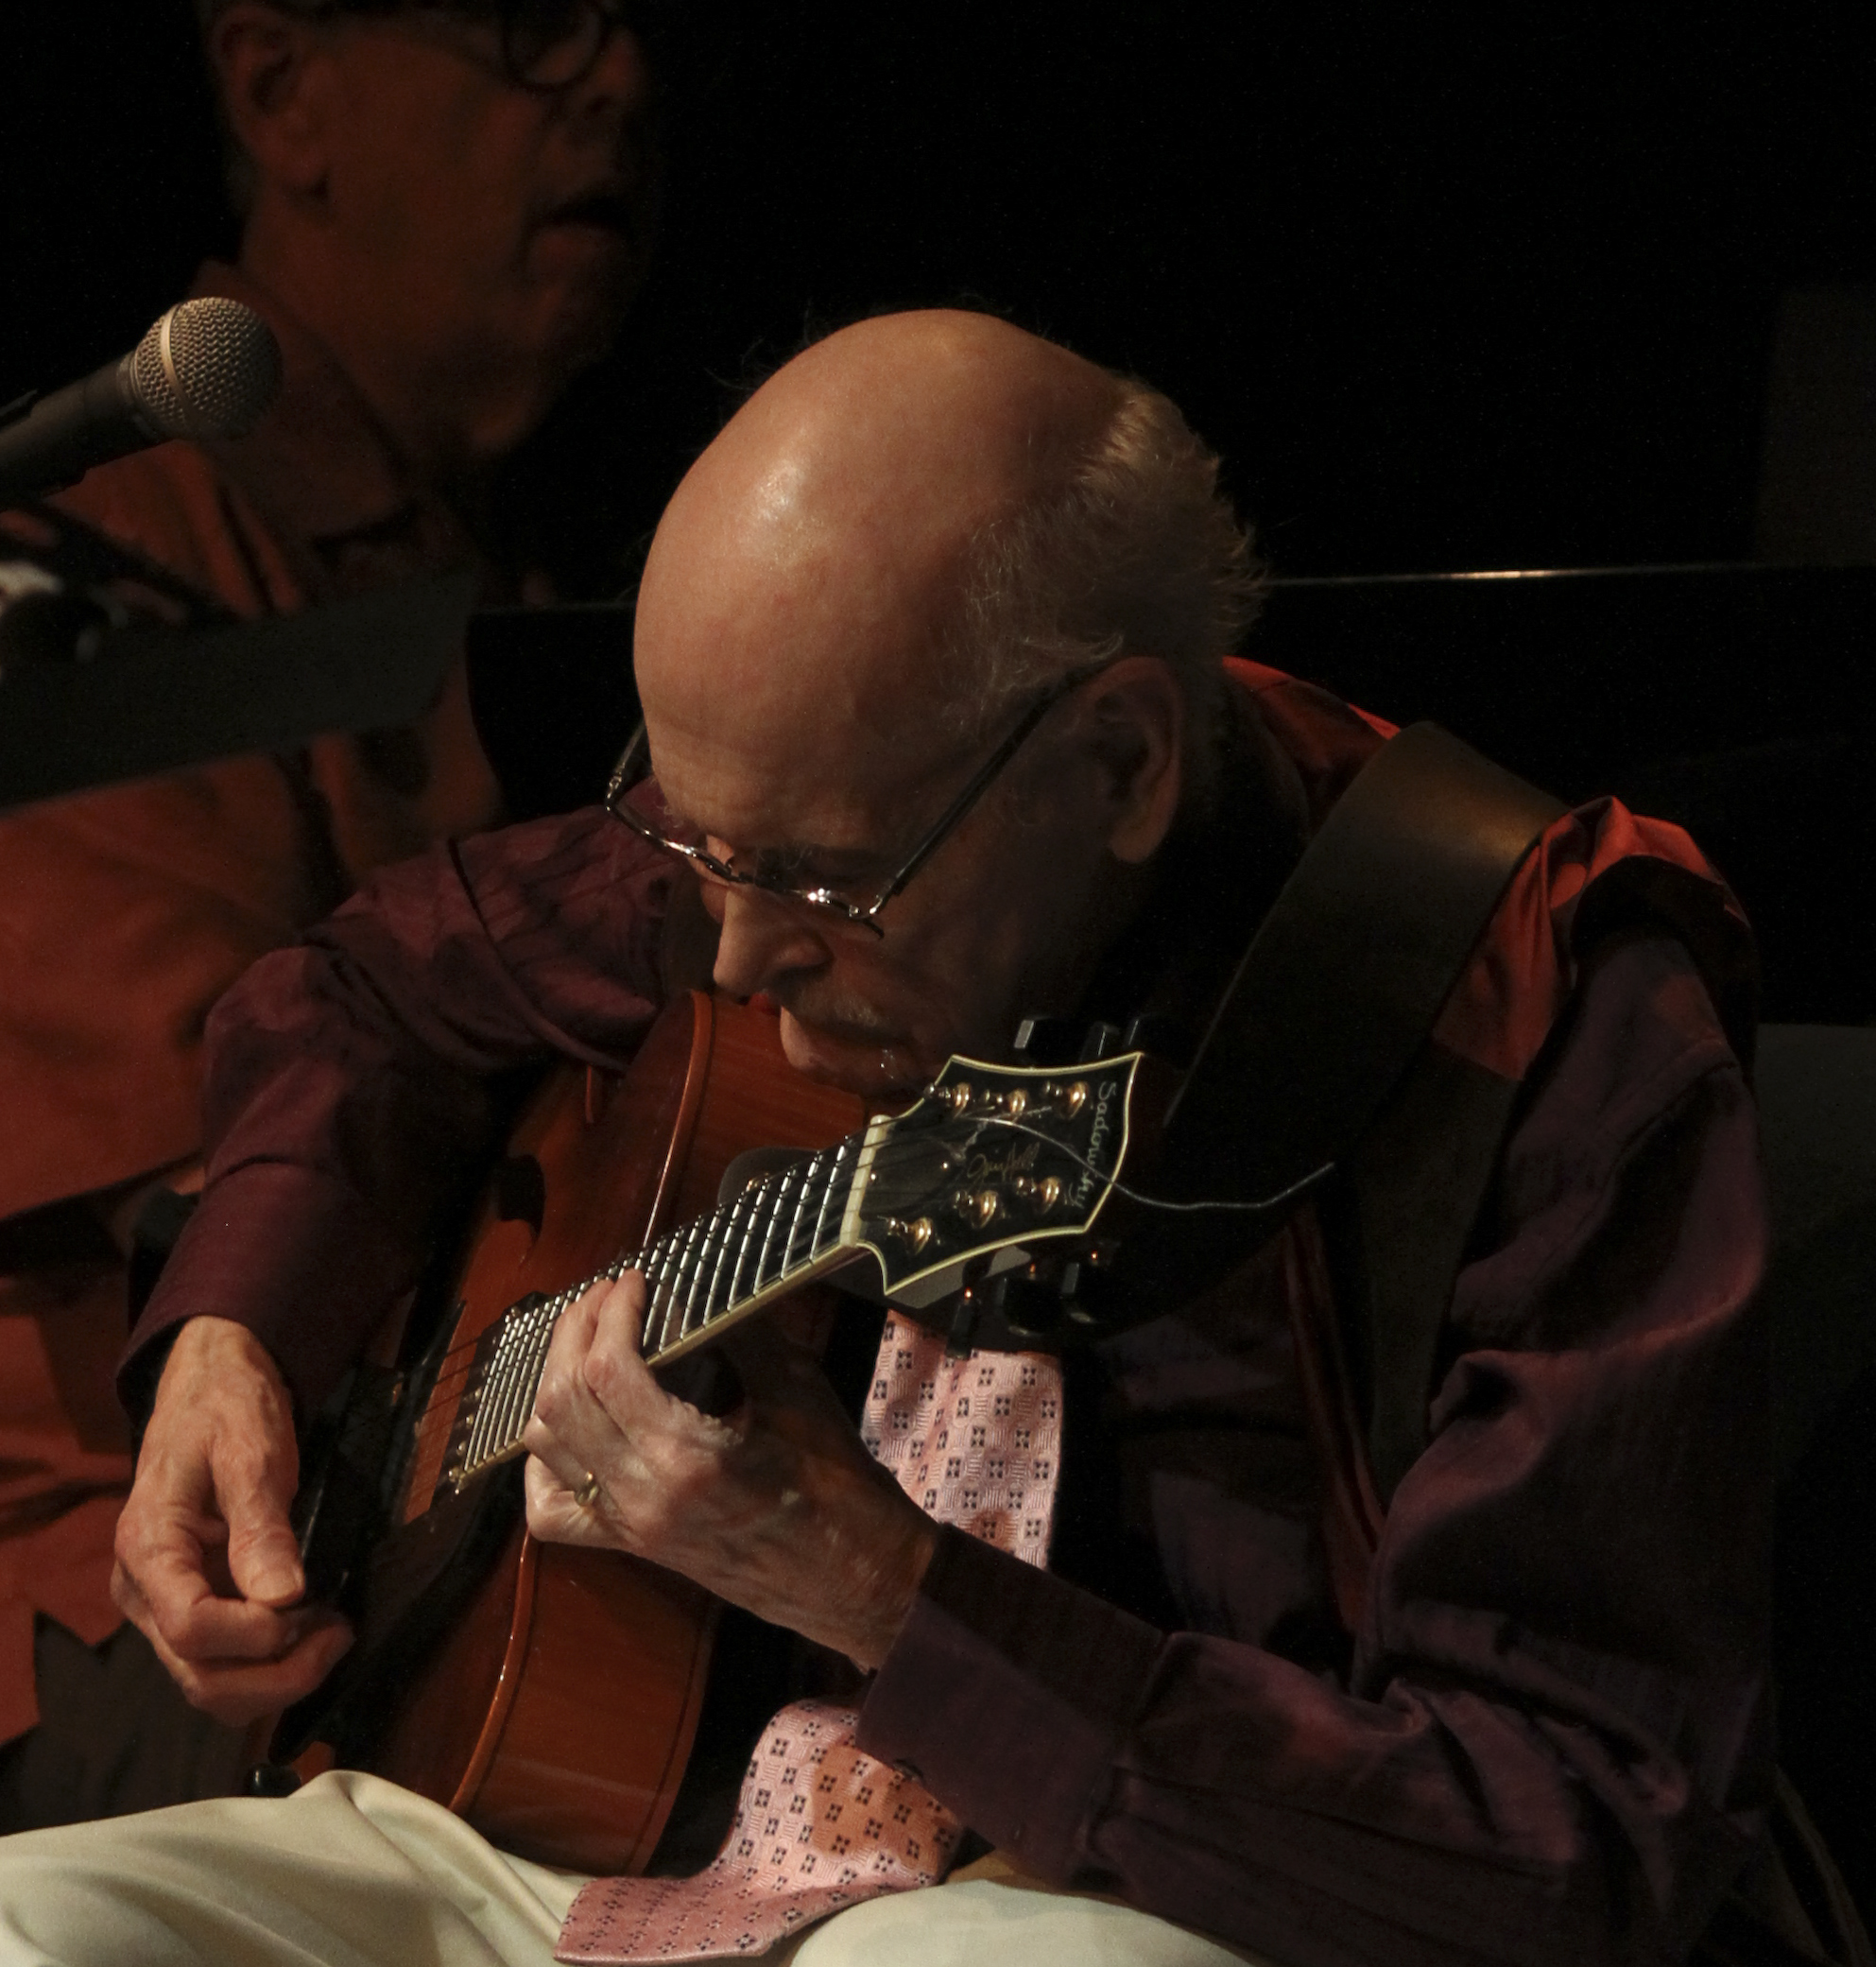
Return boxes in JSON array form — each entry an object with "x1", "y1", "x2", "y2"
[{"x1": 187, "y1": 259, "x2": 438, "y2": 560}]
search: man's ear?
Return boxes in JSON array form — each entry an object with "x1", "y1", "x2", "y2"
[
  {"x1": 209, "y1": 3, "x2": 336, "y2": 200},
  {"x1": 1079, "y1": 656, "x2": 1185, "y2": 866}
]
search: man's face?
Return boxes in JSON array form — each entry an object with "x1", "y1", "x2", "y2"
[
  {"x1": 315, "y1": 5, "x2": 655, "y2": 425},
  {"x1": 639, "y1": 674, "x2": 1129, "y2": 1101}
]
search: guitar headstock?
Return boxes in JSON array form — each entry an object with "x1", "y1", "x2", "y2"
[{"x1": 851, "y1": 1048, "x2": 1142, "y2": 1307}]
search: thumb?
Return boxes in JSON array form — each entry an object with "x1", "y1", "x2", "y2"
[{"x1": 220, "y1": 1444, "x2": 306, "y2": 1610}]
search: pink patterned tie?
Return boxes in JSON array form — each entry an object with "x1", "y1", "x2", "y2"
[{"x1": 555, "y1": 1313, "x2": 1063, "y2": 1963}]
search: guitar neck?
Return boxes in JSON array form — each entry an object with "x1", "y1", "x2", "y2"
[
  {"x1": 443, "y1": 1119, "x2": 890, "y2": 1492},
  {"x1": 434, "y1": 1044, "x2": 1141, "y2": 1505}
]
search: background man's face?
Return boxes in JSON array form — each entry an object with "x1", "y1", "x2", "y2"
[{"x1": 319, "y1": 9, "x2": 655, "y2": 407}]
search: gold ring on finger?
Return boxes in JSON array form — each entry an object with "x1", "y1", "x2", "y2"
[{"x1": 573, "y1": 1470, "x2": 602, "y2": 1510}]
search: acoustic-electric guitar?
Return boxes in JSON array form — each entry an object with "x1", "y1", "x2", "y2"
[{"x1": 274, "y1": 990, "x2": 1149, "y2": 1874}]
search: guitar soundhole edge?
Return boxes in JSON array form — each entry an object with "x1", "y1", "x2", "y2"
[{"x1": 493, "y1": 1154, "x2": 548, "y2": 1239}]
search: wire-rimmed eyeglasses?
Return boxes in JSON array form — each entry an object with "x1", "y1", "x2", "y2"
[
  {"x1": 306, "y1": 0, "x2": 642, "y2": 92},
  {"x1": 603, "y1": 661, "x2": 1112, "y2": 938}
]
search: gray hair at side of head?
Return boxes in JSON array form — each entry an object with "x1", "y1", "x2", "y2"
[{"x1": 938, "y1": 378, "x2": 1264, "y2": 810}]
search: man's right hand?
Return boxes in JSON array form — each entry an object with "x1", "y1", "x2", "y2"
[{"x1": 112, "y1": 1317, "x2": 353, "y2": 1726}]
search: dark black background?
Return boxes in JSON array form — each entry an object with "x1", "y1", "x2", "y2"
[
  {"x1": 5, "y1": 1, "x2": 1876, "y2": 1920},
  {"x1": 4, "y1": 1, "x2": 1874, "y2": 591},
  {"x1": 7, "y1": 1, "x2": 1874, "y2": 1009}
]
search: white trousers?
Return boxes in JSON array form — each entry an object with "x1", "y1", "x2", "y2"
[{"x1": 0, "y1": 1769, "x2": 1269, "y2": 1967}]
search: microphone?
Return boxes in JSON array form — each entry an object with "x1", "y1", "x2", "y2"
[{"x1": 0, "y1": 298, "x2": 284, "y2": 508}]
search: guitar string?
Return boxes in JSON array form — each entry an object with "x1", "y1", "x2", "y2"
[
  {"x1": 447, "y1": 1112, "x2": 1124, "y2": 1470},
  {"x1": 449, "y1": 1150, "x2": 853, "y2": 1475},
  {"x1": 447, "y1": 1094, "x2": 1316, "y2": 1479},
  {"x1": 965, "y1": 1113, "x2": 1338, "y2": 1216},
  {"x1": 447, "y1": 1135, "x2": 926, "y2": 1475}
]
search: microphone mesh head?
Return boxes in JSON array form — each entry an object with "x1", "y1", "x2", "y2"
[{"x1": 125, "y1": 297, "x2": 284, "y2": 442}]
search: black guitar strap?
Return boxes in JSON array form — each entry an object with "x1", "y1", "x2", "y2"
[
  {"x1": 1165, "y1": 746, "x2": 1872, "y2": 1967},
  {"x1": 1159, "y1": 721, "x2": 1566, "y2": 1504}
]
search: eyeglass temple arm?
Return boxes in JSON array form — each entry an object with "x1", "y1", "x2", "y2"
[
  {"x1": 862, "y1": 677, "x2": 1076, "y2": 913},
  {"x1": 604, "y1": 722, "x2": 649, "y2": 806}
]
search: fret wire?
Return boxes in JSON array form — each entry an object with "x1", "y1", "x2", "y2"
[
  {"x1": 722, "y1": 1180, "x2": 771, "y2": 1314},
  {"x1": 507, "y1": 1302, "x2": 547, "y2": 1451},
  {"x1": 639, "y1": 1238, "x2": 675, "y2": 1350},
  {"x1": 491, "y1": 1313, "x2": 528, "y2": 1460},
  {"x1": 480, "y1": 1320, "x2": 516, "y2": 1468},
  {"x1": 616, "y1": 1244, "x2": 644, "y2": 1286},
  {"x1": 491, "y1": 1310, "x2": 528, "y2": 1458},
  {"x1": 781, "y1": 1155, "x2": 825, "y2": 1273},
  {"x1": 656, "y1": 1222, "x2": 697, "y2": 1352},
  {"x1": 509, "y1": 1300, "x2": 553, "y2": 1450},
  {"x1": 828, "y1": 1143, "x2": 858, "y2": 1249},
  {"x1": 706, "y1": 1188, "x2": 763, "y2": 1333},
  {"x1": 697, "y1": 1199, "x2": 742, "y2": 1326},
  {"x1": 455, "y1": 1123, "x2": 903, "y2": 1475},
  {"x1": 709, "y1": 1203, "x2": 743, "y2": 1320},
  {"x1": 473, "y1": 1320, "x2": 512, "y2": 1469},
  {"x1": 728, "y1": 1177, "x2": 776, "y2": 1307},
  {"x1": 686, "y1": 1207, "x2": 733, "y2": 1335},
  {"x1": 491, "y1": 1306, "x2": 536, "y2": 1459},
  {"x1": 783, "y1": 1156, "x2": 821, "y2": 1275},
  {"x1": 776, "y1": 1157, "x2": 816, "y2": 1275},
  {"x1": 683, "y1": 1210, "x2": 722, "y2": 1334},
  {"x1": 613, "y1": 1238, "x2": 649, "y2": 1323},
  {"x1": 637, "y1": 1238, "x2": 670, "y2": 1355},
  {"x1": 515, "y1": 1298, "x2": 559, "y2": 1445},
  {"x1": 651, "y1": 1219, "x2": 693, "y2": 1354},
  {"x1": 516, "y1": 1299, "x2": 556, "y2": 1446},
  {"x1": 755, "y1": 1166, "x2": 798, "y2": 1289},
  {"x1": 714, "y1": 1190, "x2": 756, "y2": 1318},
  {"x1": 667, "y1": 1215, "x2": 710, "y2": 1345},
  {"x1": 811, "y1": 1142, "x2": 852, "y2": 1256}
]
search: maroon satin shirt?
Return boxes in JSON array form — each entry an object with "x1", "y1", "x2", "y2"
[{"x1": 129, "y1": 664, "x2": 1770, "y2": 1966}]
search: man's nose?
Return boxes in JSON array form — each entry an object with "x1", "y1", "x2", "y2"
[{"x1": 710, "y1": 886, "x2": 832, "y2": 1001}]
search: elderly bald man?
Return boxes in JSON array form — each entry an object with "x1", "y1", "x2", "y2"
[{"x1": 0, "y1": 313, "x2": 1785, "y2": 1967}]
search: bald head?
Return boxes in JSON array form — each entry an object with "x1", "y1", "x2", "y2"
[
  {"x1": 692, "y1": 308, "x2": 1121, "y2": 524},
  {"x1": 636, "y1": 311, "x2": 1124, "y2": 793},
  {"x1": 628, "y1": 310, "x2": 1254, "y2": 1094}
]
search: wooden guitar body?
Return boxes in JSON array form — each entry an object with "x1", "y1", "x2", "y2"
[
  {"x1": 294, "y1": 992, "x2": 863, "y2": 1873},
  {"x1": 281, "y1": 991, "x2": 1143, "y2": 1875}
]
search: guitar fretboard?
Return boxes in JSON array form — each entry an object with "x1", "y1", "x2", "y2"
[{"x1": 440, "y1": 1124, "x2": 885, "y2": 1495}]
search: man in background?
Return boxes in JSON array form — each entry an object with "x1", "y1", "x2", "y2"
[{"x1": 0, "y1": 0, "x2": 658, "y2": 1827}]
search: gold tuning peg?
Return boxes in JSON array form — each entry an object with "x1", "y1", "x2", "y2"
[
  {"x1": 951, "y1": 1189, "x2": 1000, "y2": 1229},
  {"x1": 1008, "y1": 1175, "x2": 1062, "y2": 1212}
]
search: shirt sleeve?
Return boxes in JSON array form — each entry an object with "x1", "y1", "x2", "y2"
[
  {"x1": 122, "y1": 806, "x2": 676, "y2": 1415},
  {"x1": 858, "y1": 933, "x2": 1771, "y2": 1967}
]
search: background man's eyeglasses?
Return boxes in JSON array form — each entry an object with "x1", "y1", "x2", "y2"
[
  {"x1": 603, "y1": 662, "x2": 1112, "y2": 938},
  {"x1": 305, "y1": 0, "x2": 644, "y2": 92}
]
